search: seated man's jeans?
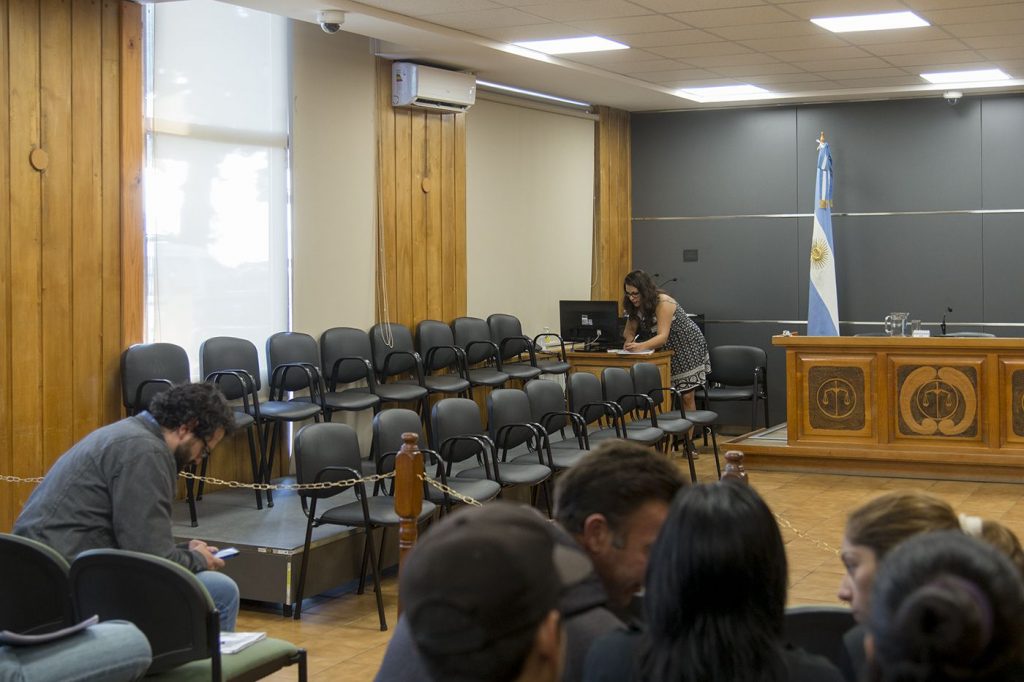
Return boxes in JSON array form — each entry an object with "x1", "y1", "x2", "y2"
[{"x1": 197, "y1": 570, "x2": 240, "y2": 632}]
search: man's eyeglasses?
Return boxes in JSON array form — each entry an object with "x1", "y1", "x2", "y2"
[{"x1": 200, "y1": 439, "x2": 211, "y2": 459}]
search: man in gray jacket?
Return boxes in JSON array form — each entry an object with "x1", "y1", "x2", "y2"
[{"x1": 14, "y1": 382, "x2": 240, "y2": 631}]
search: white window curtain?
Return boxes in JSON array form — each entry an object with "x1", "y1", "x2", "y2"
[{"x1": 145, "y1": 1, "x2": 289, "y2": 380}]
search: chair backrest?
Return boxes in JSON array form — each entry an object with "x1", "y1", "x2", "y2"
[
  {"x1": 199, "y1": 336, "x2": 263, "y2": 397},
  {"x1": 488, "y1": 388, "x2": 535, "y2": 450},
  {"x1": 320, "y1": 327, "x2": 374, "y2": 385},
  {"x1": 370, "y1": 323, "x2": 418, "y2": 378},
  {"x1": 525, "y1": 379, "x2": 570, "y2": 435},
  {"x1": 70, "y1": 548, "x2": 217, "y2": 675},
  {"x1": 293, "y1": 422, "x2": 363, "y2": 499},
  {"x1": 568, "y1": 372, "x2": 607, "y2": 426},
  {"x1": 416, "y1": 320, "x2": 459, "y2": 372},
  {"x1": 602, "y1": 367, "x2": 638, "y2": 413},
  {"x1": 631, "y1": 362, "x2": 662, "y2": 404},
  {"x1": 452, "y1": 317, "x2": 497, "y2": 365},
  {"x1": 372, "y1": 408, "x2": 426, "y2": 474},
  {"x1": 431, "y1": 397, "x2": 487, "y2": 462},
  {"x1": 120, "y1": 342, "x2": 191, "y2": 413},
  {"x1": 0, "y1": 533, "x2": 72, "y2": 635},
  {"x1": 708, "y1": 345, "x2": 767, "y2": 387},
  {"x1": 488, "y1": 313, "x2": 530, "y2": 360},
  {"x1": 783, "y1": 605, "x2": 856, "y2": 669},
  {"x1": 267, "y1": 331, "x2": 320, "y2": 392}
]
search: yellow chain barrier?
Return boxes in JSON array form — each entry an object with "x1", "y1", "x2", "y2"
[
  {"x1": 1, "y1": 474, "x2": 45, "y2": 484},
  {"x1": 177, "y1": 470, "x2": 395, "y2": 491},
  {"x1": 775, "y1": 513, "x2": 841, "y2": 557},
  {"x1": 418, "y1": 473, "x2": 483, "y2": 507}
]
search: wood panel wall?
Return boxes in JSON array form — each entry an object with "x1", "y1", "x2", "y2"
[
  {"x1": 0, "y1": 0, "x2": 143, "y2": 531},
  {"x1": 592, "y1": 105, "x2": 632, "y2": 303},
  {"x1": 375, "y1": 58, "x2": 466, "y2": 330}
]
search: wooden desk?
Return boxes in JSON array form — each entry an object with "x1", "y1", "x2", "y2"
[
  {"x1": 566, "y1": 349, "x2": 673, "y2": 394},
  {"x1": 767, "y1": 335, "x2": 1024, "y2": 479}
]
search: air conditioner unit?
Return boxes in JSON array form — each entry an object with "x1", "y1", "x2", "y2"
[{"x1": 392, "y1": 62, "x2": 476, "y2": 113}]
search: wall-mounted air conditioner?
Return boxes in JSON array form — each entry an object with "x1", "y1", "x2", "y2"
[{"x1": 392, "y1": 62, "x2": 476, "y2": 113}]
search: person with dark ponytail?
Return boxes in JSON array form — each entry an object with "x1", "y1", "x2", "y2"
[
  {"x1": 866, "y1": 531, "x2": 1024, "y2": 682},
  {"x1": 582, "y1": 482, "x2": 842, "y2": 682}
]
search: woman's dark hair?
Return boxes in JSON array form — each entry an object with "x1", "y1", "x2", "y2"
[
  {"x1": 845, "y1": 490, "x2": 959, "y2": 560},
  {"x1": 623, "y1": 270, "x2": 661, "y2": 324},
  {"x1": 868, "y1": 531, "x2": 1024, "y2": 682},
  {"x1": 149, "y1": 382, "x2": 235, "y2": 441},
  {"x1": 640, "y1": 482, "x2": 789, "y2": 682}
]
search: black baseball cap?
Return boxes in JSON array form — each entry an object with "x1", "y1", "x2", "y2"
[{"x1": 401, "y1": 502, "x2": 591, "y2": 668}]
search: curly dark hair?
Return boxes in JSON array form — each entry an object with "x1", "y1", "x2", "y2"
[
  {"x1": 149, "y1": 382, "x2": 235, "y2": 441},
  {"x1": 623, "y1": 270, "x2": 661, "y2": 326}
]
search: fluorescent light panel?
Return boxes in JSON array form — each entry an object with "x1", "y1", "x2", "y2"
[
  {"x1": 675, "y1": 84, "x2": 771, "y2": 102},
  {"x1": 920, "y1": 68, "x2": 1011, "y2": 84},
  {"x1": 811, "y1": 11, "x2": 928, "y2": 33},
  {"x1": 512, "y1": 36, "x2": 628, "y2": 55},
  {"x1": 476, "y1": 79, "x2": 590, "y2": 107}
]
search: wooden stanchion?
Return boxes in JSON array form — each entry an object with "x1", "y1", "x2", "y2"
[
  {"x1": 394, "y1": 431, "x2": 424, "y2": 616},
  {"x1": 720, "y1": 450, "x2": 749, "y2": 484}
]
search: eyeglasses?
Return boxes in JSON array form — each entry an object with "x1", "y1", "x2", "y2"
[
  {"x1": 625, "y1": 289, "x2": 641, "y2": 298},
  {"x1": 199, "y1": 439, "x2": 211, "y2": 459}
]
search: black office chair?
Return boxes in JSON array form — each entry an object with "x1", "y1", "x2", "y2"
[
  {"x1": 631, "y1": 363, "x2": 702, "y2": 481},
  {"x1": 375, "y1": 322, "x2": 469, "y2": 400},
  {"x1": 120, "y1": 342, "x2": 204, "y2": 525},
  {"x1": 783, "y1": 605, "x2": 856, "y2": 670},
  {"x1": 703, "y1": 345, "x2": 770, "y2": 432},
  {"x1": 491, "y1": 387, "x2": 587, "y2": 472},
  {"x1": 523, "y1": 380, "x2": 591, "y2": 469},
  {"x1": 70, "y1": 548, "x2": 306, "y2": 680},
  {"x1": 292, "y1": 422, "x2": 435, "y2": 628},
  {"x1": 451, "y1": 316, "x2": 510, "y2": 392},
  {"x1": 566, "y1": 372, "x2": 622, "y2": 444},
  {"x1": 431, "y1": 398, "x2": 552, "y2": 514},
  {"x1": 0, "y1": 533, "x2": 73, "y2": 635},
  {"x1": 487, "y1": 313, "x2": 542, "y2": 383},
  {"x1": 600, "y1": 367, "x2": 666, "y2": 448},
  {"x1": 373, "y1": 408, "x2": 500, "y2": 513},
  {"x1": 367, "y1": 323, "x2": 431, "y2": 417},
  {"x1": 320, "y1": 326, "x2": 424, "y2": 414}
]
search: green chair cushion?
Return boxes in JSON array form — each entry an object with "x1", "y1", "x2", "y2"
[{"x1": 147, "y1": 637, "x2": 300, "y2": 681}]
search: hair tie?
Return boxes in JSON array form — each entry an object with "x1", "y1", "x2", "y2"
[{"x1": 958, "y1": 513, "x2": 983, "y2": 537}]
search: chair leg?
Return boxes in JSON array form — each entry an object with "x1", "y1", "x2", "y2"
[
  {"x1": 709, "y1": 426, "x2": 721, "y2": 478},
  {"x1": 293, "y1": 649, "x2": 308, "y2": 682},
  {"x1": 197, "y1": 457, "x2": 208, "y2": 501},
  {"x1": 264, "y1": 421, "x2": 281, "y2": 507},
  {"x1": 185, "y1": 464, "x2": 199, "y2": 528},
  {"x1": 764, "y1": 395, "x2": 770, "y2": 430},
  {"x1": 246, "y1": 424, "x2": 263, "y2": 510},
  {"x1": 376, "y1": 526, "x2": 387, "y2": 584},
  {"x1": 357, "y1": 529, "x2": 372, "y2": 595},
  {"x1": 683, "y1": 436, "x2": 697, "y2": 483},
  {"x1": 293, "y1": 516, "x2": 316, "y2": 620},
  {"x1": 365, "y1": 528, "x2": 387, "y2": 631}
]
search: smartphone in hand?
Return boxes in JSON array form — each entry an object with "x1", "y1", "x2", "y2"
[{"x1": 215, "y1": 547, "x2": 240, "y2": 559}]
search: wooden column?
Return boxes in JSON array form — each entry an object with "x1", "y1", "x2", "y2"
[
  {"x1": 592, "y1": 105, "x2": 632, "y2": 303},
  {"x1": 394, "y1": 431, "x2": 424, "y2": 615}
]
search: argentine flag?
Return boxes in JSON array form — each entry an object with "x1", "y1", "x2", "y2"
[{"x1": 807, "y1": 140, "x2": 839, "y2": 336}]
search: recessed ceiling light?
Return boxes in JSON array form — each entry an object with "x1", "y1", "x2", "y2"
[
  {"x1": 512, "y1": 36, "x2": 628, "y2": 55},
  {"x1": 811, "y1": 11, "x2": 928, "y2": 33},
  {"x1": 476, "y1": 79, "x2": 590, "y2": 108},
  {"x1": 675, "y1": 84, "x2": 772, "y2": 103},
  {"x1": 920, "y1": 68, "x2": 1011, "y2": 84}
]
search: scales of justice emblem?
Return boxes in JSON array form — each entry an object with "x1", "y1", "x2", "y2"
[
  {"x1": 899, "y1": 366, "x2": 976, "y2": 436},
  {"x1": 815, "y1": 377, "x2": 856, "y2": 420}
]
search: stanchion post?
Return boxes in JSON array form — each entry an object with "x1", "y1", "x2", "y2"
[
  {"x1": 720, "y1": 450, "x2": 749, "y2": 484},
  {"x1": 394, "y1": 431, "x2": 424, "y2": 615}
]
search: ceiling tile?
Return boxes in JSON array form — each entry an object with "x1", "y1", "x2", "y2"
[
  {"x1": 961, "y1": 34, "x2": 1024, "y2": 49},
  {"x1": 667, "y1": 5, "x2": 796, "y2": 28},
  {"x1": 834, "y1": 26, "x2": 951, "y2": 46},
  {"x1": 861, "y1": 38, "x2": 970, "y2": 57},
  {"x1": 816, "y1": 66, "x2": 910, "y2": 80},
  {"x1": 902, "y1": 0, "x2": 1019, "y2": 9},
  {"x1": 609, "y1": 58, "x2": 694, "y2": 73},
  {"x1": 631, "y1": 0, "x2": 767, "y2": 11},
  {"x1": 791, "y1": 56, "x2": 891, "y2": 71},
  {"x1": 882, "y1": 50, "x2": 988, "y2": 66},
  {"x1": 568, "y1": 14, "x2": 690, "y2": 35},
  {"x1": 830, "y1": 75, "x2": 928, "y2": 87},
  {"x1": 355, "y1": 0, "x2": 503, "y2": 14},
  {"x1": 519, "y1": 0, "x2": 654, "y2": 22},
  {"x1": 738, "y1": 33, "x2": 847, "y2": 52},
  {"x1": 712, "y1": 62, "x2": 805, "y2": 76},
  {"x1": 772, "y1": 45, "x2": 872, "y2": 62},
  {"x1": 978, "y1": 46, "x2": 1024, "y2": 60},
  {"x1": 743, "y1": 72, "x2": 827, "y2": 85},
  {"x1": 923, "y1": 3, "x2": 1024, "y2": 24},
  {"x1": 474, "y1": 22, "x2": 588, "y2": 40},
  {"x1": 685, "y1": 52, "x2": 782, "y2": 67},
  {"x1": 944, "y1": 19, "x2": 1024, "y2": 38},
  {"x1": 610, "y1": 29, "x2": 723, "y2": 47},
  {"x1": 631, "y1": 67, "x2": 720, "y2": 81},
  {"x1": 774, "y1": 0, "x2": 918, "y2": 20},
  {"x1": 647, "y1": 41, "x2": 754, "y2": 58},
  {"x1": 708, "y1": 21, "x2": 820, "y2": 40},
  {"x1": 424, "y1": 7, "x2": 552, "y2": 29},
  {"x1": 563, "y1": 47, "x2": 669, "y2": 64}
]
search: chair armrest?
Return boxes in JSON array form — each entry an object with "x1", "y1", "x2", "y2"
[
  {"x1": 498, "y1": 336, "x2": 538, "y2": 366},
  {"x1": 327, "y1": 356, "x2": 377, "y2": 392},
  {"x1": 423, "y1": 345, "x2": 469, "y2": 379},
  {"x1": 532, "y1": 332, "x2": 567, "y2": 360},
  {"x1": 465, "y1": 340, "x2": 504, "y2": 371},
  {"x1": 380, "y1": 350, "x2": 426, "y2": 386}
]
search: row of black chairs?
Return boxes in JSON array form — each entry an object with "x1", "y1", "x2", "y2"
[{"x1": 0, "y1": 532, "x2": 306, "y2": 680}]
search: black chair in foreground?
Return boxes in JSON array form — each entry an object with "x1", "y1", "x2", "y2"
[
  {"x1": 783, "y1": 605, "x2": 856, "y2": 671},
  {"x1": 702, "y1": 344, "x2": 770, "y2": 433},
  {"x1": 0, "y1": 533, "x2": 73, "y2": 635},
  {"x1": 121, "y1": 342, "x2": 205, "y2": 526},
  {"x1": 70, "y1": 548, "x2": 306, "y2": 681},
  {"x1": 292, "y1": 422, "x2": 436, "y2": 628}
]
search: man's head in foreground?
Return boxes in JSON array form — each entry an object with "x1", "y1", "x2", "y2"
[
  {"x1": 555, "y1": 439, "x2": 686, "y2": 609},
  {"x1": 401, "y1": 502, "x2": 591, "y2": 682}
]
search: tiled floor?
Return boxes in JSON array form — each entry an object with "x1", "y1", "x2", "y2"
[{"x1": 244, "y1": 450, "x2": 1024, "y2": 681}]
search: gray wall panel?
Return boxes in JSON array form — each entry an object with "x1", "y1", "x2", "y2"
[
  {"x1": 982, "y1": 213, "x2": 1024, "y2": 321},
  {"x1": 981, "y1": 96, "x2": 1024, "y2": 209},
  {"x1": 632, "y1": 218, "x2": 801, "y2": 321},
  {"x1": 796, "y1": 99, "x2": 982, "y2": 212},
  {"x1": 631, "y1": 109, "x2": 797, "y2": 217}
]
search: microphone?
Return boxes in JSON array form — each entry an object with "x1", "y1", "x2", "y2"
[
  {"x1": 657, "y1": 276, "x2": 678, "y2": 287},
  {"x1": 941, "y1": 307, "x2": 952, "y2": 336}
]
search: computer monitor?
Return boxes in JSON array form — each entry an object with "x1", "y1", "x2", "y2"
[{"x1": 559, "y1": 300, "x2": 622, "y2": 348}]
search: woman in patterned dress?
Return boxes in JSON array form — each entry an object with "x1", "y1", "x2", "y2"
[{"x1": 622, "y1": 270, "x2": 711, "y2": 421}]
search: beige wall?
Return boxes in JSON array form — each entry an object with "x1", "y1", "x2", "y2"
[
  {"x1": 466, "y1": 99, "x2": 595, "y2": 338},
  {"x1": 290, "y1": 21, "x2": 377, "y2": 338}
]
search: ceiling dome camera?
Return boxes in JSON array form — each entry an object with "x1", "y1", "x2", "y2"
[
  {"x1": 317, "y1": 10, "x2": 346, "y2": 34},
  {"x1": 943, "y1": 90, "x2": 962, "y2": 105}
]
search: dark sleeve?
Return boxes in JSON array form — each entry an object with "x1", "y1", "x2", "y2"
[
  {"x1": 374, "y1": 616, "x2": 434, "y2": 682},
  {"x1": 783, "y1": 646, "x2": 846, "y2": 682},
  {"x1": 581, "y1": 630, "x2": 642, "y2": 682},
  {"x1": 837, "y1": 625, "x2": 866, "y2": 682},
  {"x1": 108, "y1": 442, "x2": 206, "y2": 572}
]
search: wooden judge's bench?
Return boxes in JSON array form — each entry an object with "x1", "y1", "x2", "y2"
[{"x1": 747, "y1": 335, "x2": 1024, "y2": 481}]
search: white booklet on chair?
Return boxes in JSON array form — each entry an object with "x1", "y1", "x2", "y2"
[{"x1": 220, "y1": 631, "x2": 266, "y2": 654}]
